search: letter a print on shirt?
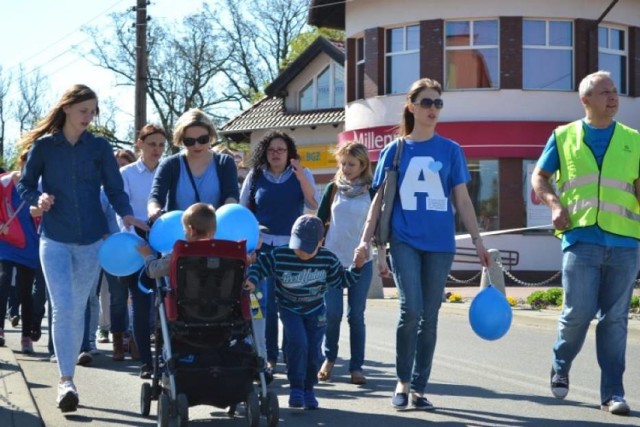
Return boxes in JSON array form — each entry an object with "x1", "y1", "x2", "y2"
[{"x1": 399, "y1": 157, "x2": 447, "y2": 211}]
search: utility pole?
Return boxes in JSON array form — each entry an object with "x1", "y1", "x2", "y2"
[{"x1": 134, "y1": 0, "x2": 148, "y2": 137}]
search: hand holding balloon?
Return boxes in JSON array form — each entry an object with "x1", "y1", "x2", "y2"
[{"x1": 99, "y1": 232, "x2": 145, "y2": 277}]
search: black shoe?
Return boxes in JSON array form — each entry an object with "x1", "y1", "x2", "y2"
[
  {"x1": 550, "y1": 368, "x2": 569, "y2": 399},
  {"x1": 391, "y1": 392, "x2": 409, "y2": 410},
  {"x1": 412, "y1": 396, "x2": 435, "y2": 411},
  {"x1": 31, "y1": 328, "x2": 42, "y2": 342},
  {"x1": 10, "y1": 315, "x2": 20, "y2": 328},
  {"x1": 140, "y1": 364, "x2": 152, "y2": 379}
]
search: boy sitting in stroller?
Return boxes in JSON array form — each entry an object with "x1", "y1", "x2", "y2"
[{"x1": 137, "y1": 203, "x2": 216, "y2": 277}]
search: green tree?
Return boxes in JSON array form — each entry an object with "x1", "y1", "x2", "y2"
[
  {"x1": 84, "y1": 11, "x2": 240, "y2": 141},
  {"x1": 282, "y1": 28, "x2": 345, "y2": 68}
]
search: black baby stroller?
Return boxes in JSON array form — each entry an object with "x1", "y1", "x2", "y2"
[{"x1": 139, "y1": 239, "x2": 279, "y2": 427}]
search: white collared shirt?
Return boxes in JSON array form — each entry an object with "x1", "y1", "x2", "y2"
[{"x1": 117, "y1": 158, "x2": 158, "y2": 231}]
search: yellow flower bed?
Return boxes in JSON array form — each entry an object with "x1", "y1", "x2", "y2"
[{"x1": 447, "y1": 293, "x2": 463, "y2": 303}]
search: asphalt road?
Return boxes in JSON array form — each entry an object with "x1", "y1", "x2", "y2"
[{"x1": 6, "y1": 298, "x2": 640, "y2": 426}]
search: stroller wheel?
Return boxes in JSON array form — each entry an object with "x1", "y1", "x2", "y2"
[
  {"x1": 177, "y1": 393, "x2": 189, "y2": 426},
  {"x1": 246, "y1": 391, "x2": 260, "y2": 427},
  {"x1": 265, "y1": 391, "x2": 279, "y2": 427},
  {"x1": 140, "y1": 382, "x2": 152, "y2": 416},
  {"x1": 158, "y1": 393, "x2": 170, "y2": 427}
]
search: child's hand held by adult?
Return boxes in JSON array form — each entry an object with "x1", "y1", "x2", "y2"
[{"x1": 243, "y1": 280, "x2": 255, "y2": 292}]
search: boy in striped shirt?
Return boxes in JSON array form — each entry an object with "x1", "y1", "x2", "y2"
[{"x1": 244, "y1": 214, "x2": 366, "y2": 410}]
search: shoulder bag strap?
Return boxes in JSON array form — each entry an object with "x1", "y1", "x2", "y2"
[
  {"x1": 323, "y1": 182, "x2": 338, "y2": 236},
  {"x1": 392, "y1": 137, "x2": 404, "y2": 171},
  {"x1": 181, "y1": 155, "x2": 201, "y2": 202}
]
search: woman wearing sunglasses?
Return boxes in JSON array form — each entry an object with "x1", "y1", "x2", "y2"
[
  {"x1": 357, "y1": 78, "x2": 490, "y2": 411},
  {"x1": 239, "y1": 130, "x2": 319, "y2": 373},
  {"x1": 148, "y1": 108, "x2": 239, "y2": 221}
]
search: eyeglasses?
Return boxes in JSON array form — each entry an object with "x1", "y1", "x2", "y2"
[
  {"x1": 413, "y1": 98, "x2": 444, "y2": 109},
  {"x1": 144, "y1": 141, "x2": 166, "y2": 149},
  {"x1": 267, "y1": 148, "x2": 287, "y2": 155},
  {"x1": 183, "y1": 135, "x2": 210, "y2": 147}
]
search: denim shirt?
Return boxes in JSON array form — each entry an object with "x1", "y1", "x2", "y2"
[{"x1": 17, "y1": 131, "x2": 133, "y2": 244}]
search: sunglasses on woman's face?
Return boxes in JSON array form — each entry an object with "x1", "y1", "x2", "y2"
[
  {"x1": 413, "y1": 98, "x2": 444, "y2": 109},
  {"x1": 183, "y1": 134, "x2": 210, "y2": 147}
]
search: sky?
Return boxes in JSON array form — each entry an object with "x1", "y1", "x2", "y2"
[{"x1": 0, "y1": 0, "x2": 209, "y2": 148}]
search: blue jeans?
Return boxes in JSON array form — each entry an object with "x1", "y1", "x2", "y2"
[
  {"x1": 279, "y1": 306, "x2": 326, "y2": 390},
  {"x1": 81, "y1": 277, "x2": 100, "y2": 352},
  {"x1": 40, "y1": 237, "x2": 102, "y2": 378},
  {"x1": 260, "y1": 243, "x2": 283, "y2": 363},
  {"x1": 389, "y1": 238, "x2": 454, "y2": 394},
  {"x1": 0, "y1": 260, "x2": 36, "y2": 337},
  {"x1": 322, "y1": 260, "x2": 372, "y2": 372},
  {"x1": 552, "y1": 243, "x2": 639, "y2": 403},
  {"x1": 121, "y1": 271, "x2": 153, "y2": 366},
  {"x1": 32, "y1": 268, "x2": 46, "y2": 333},
  {"x1": 105, "y1": 271, "x2": 129, "y2": 333}
]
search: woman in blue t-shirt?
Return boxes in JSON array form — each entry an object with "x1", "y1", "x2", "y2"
[
  {"x1": 239, "y1": 130, "x2": 318, "y2": 372},
  {"x1": 358, "y1": 78, "x2": 490, "y2": 411}
]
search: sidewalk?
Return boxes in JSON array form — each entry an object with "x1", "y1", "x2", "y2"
[{"x1": 0, "y1": 345, "x2": 41, "y2": 427}]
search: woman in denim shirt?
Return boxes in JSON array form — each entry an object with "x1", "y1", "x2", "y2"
[{"x1": 17, "y1": 84, "x2": 146, "y2": 413}]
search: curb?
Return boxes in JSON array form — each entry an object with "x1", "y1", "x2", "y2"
[{"x1": 0, "y1": 346, "x2": 42, "y2": 427}]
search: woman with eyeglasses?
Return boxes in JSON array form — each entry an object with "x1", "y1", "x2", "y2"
[
  {"x1": 148, "y1": 108, "x2": 239, "y2": 221},
  {"x1": 239, "y1": 130, "x2": 319, "y2": 373},
  {"x1": 357, "y1": 78, "x2": 490, "y2": 411}
]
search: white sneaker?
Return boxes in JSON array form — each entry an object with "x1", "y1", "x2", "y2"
[
  {"x1": 49, "y1": 354, "x2": 57, "y2": 363},
  {"x1": 77, "y1": 351, "x2": 93, "y2": 366},
  {"x1": 56, "y1": 381, "x2": 79, "y2": 412}
]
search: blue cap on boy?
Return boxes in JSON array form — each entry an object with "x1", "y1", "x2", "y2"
[{"x1": 289, "y1": 214, "x2": 323, "y2": 254}]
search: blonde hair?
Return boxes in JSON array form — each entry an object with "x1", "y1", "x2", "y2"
[
  {"x1": 332, "y1": 142, "x2": 373, "y2": 185},
  {"x1": 173, "y1": 108, "x2": 216, "y2": 147},
  {"x1": 18, "y1": 84, "x2": 98, "y2": 156},
  {"x1": 182, "y1": 202, "x2": 217, "y2": 237}
]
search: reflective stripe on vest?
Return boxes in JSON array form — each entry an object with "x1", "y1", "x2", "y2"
[{"x1": 555, "y1": 120, "x2": 640, "y2": 239}]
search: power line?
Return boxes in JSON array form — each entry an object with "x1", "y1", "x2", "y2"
[{"x1": 7, "y1": 0, "x2": 128, "y2": 73}]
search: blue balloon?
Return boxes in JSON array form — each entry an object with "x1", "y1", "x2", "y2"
[
  {"x1": 149, "y1": 210, "x2": 186, "y2": 253},
  {"x1": 469, "y1": 285, "x2": 512, "y2": 341},
  {"x1": 99, "y1": 232, "x2": 145, "y2": 277},
  {"x1": 214, "y1": 204, "x2": 259, "y2": 252}
]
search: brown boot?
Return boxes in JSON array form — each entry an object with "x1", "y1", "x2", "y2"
[
  {"x1": 112, "y1": 332, "x2": 125, "y2": 361},
  {"x1": 129, "y1": 336, "x2": 141, "y2": 361}
]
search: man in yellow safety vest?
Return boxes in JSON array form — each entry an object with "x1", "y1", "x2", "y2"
[{"x1": 531, "y1": 70, "x2": 639, "y2": 417}]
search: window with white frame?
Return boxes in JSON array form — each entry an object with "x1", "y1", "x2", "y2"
[
  {"x1": 299, "y1": 63, "x2": 345, "y2": 111},
  {"x1": 598, "y1": 25, "x2": 627, "y2": 95},
  {"x1": 445, "y1": 19, "x2": 499, "y2": 90},
  {"x1": 356, "y1": 38, "x2": 365, "y2": 99},
  {"x1": 385, "y1": 25, "x2": 419, "y2": 94},
  {"x1": 523, "y1": 20, "x2": 573, "y2": 90}
]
